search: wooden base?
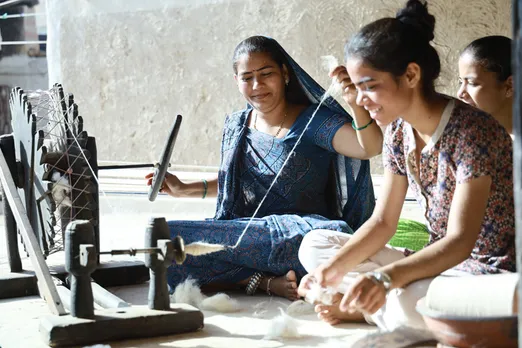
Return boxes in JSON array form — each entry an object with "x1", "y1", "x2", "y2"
[
  {"x1": 0, "y1": 260, "x2": 148, "y2": 299},
  {"x1": 39, "y1": 304, "x2": 204, "y2": 347},
  {"x1": 53, "y1": 260, "x2": 150, "y2": 287},
  {"x1": 0, "y1": 271, "x2": 38, "y2": 299}
]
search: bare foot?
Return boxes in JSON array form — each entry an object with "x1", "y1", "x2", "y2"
[
  {"x1": 315, "y1": 293, "x2": 366, "y2": 325},
  {"x1": 259, "y1": 270, "x2": 299, "y2": 301}
]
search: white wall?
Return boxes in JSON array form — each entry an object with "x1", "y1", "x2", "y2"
[{"x1": 46, "y1": 0, "x2": 512, "y2": 169}]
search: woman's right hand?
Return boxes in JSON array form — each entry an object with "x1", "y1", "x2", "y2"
[
  {"x1": 311, "y1": 262, "x2": 345, "y2": 289},
  {"x1": 297, "y1": 262, "x2": 346, "y2": 299},
  {"x1": 330, "y1": 65, "x2": 358, "y2": 108},
  {"x1": 145, "y1": 171, "x2": 185, "y2": 197}
]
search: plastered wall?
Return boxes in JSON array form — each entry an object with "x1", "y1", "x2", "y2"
[{"x1": 46, "y1": 0, "x2": 512, "y2": 169}]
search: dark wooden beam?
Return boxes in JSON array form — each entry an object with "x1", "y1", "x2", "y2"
[{"x1": 513, "y1": 0, "x2": 522, "y2": 345}]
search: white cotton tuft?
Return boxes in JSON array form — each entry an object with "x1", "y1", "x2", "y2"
[
  {"x1": 171, "y1": 279, "x2": 241, "y2": 313},
  {"x1": 201, "y1": 293, "x2": 241, "y2": 313},
  {"x1": 51, "y1": 172, "x2": 72, "y2": 207},
  {"x1": 264, "y1": 308, "x2": 301, "y2": 340},
  {"x1": 170, "y1": 278, "x2": 205, "y2": 307},
  {"x1": 321, "y1": 55, "x2": 339, "y2": 73},
  {"x1": 320, "y1": 55, "x2": 344, "y2": 99},
  {"x1": 286, "y1": 299, "x2": 315, "y2": 317},
  {"x1": 184, "y1": 241, "x2": 226, "y2": 256},
  {"x1": 304, "y1": 282, "x2": 334, "y2": 306},
  {"x1": 252, "y1": 300, "x2": 270, "y2": 318}
]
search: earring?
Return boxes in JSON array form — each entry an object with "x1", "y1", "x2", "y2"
[{"x1": 285, "y1": 79, "x2": 289, "y2": 86}]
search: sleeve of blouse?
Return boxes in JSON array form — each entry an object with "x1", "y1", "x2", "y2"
[
  {"x1": 309, "y1": 107, "x2": 347, "y2": 152},
  {"x1": 382, "y1": 121, "x2": 407, "y2": 176}
]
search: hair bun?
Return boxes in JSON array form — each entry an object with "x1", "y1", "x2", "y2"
[{"x1": 396, "y1": 0, "x2": 435, "y2": 42}]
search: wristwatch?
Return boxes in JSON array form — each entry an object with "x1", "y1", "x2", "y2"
[{"x1": 366, "y1": 271, "x2": 392, "y2": 291}]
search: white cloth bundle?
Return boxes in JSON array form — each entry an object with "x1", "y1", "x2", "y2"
[{"x1": 425, "y1": 273, "x2": 518, "y2": 317}]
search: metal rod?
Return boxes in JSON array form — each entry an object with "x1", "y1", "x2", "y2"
[
  {"x1": 0, "y1": 41, "x2": 46, "y2": 45},
  {"x1": 98, "y1": 163, "x2": 155, "y2": 170},
  {"x1": 1, "y1": 12, "x2": 46, "y2": 19},
  {"x1": 0, "y1": 0, "x2": 24, "y2": 10},
  {"x1": 99, "y1": 247, "x2": 160, "y2": 256}
]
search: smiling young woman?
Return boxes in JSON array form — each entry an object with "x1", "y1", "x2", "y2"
[
  {"x1": 297, "y1": 0, "x2": 516, "y2": 330},
  {"x1": 457, "y1": 36, "x2": 513, "y2": 136}
]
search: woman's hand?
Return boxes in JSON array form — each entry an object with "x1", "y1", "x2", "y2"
[
  {"x1": 330, "y1": 65, "x2": 358, "y2": 108},
  {"x1": 145, "y1": 171, "x2": 185, "y2": 197},
  {"x1": 340, "y1": 274, "x2": 387, "y2": 315},
  {"x1": 297, "y1": 262, "x2": 346, "y2": 300},
  {"x1": 312, "y1": 262, "x2": 346, "y2": 289}
]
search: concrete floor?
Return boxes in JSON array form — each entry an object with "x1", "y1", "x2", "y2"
[{"x1": 0, "y1": 171, "x2": 431, "y2": 348}]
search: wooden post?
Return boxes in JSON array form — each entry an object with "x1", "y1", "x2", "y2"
[
  {"x1": 1, "y1": 134, "x2": 21, "y2": 272},
  {"x1": 144, "y1": 217, "x2": 171, "y2": 311},
  {"x1": 65, "y1": 221, "x2": 96, "y2": 319},
  {"x1": 513, "y1": 0, "x2": 522, "y2": 345}
]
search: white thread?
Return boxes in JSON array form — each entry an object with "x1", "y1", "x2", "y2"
[
  {"x1": 51, "y1": 96, "x2": 106, "y2": 213},
  {"x1": 30, "y1": 88, "x2": 114, "y2": 212}
]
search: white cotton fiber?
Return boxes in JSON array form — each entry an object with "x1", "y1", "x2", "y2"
[
  {"x1": 320, "y1": 55, "x2": 345, "y2": 99},
  {"x1": 51, "y1": 172, "x2": 72, "y2": 207},
  {"x1": 184, "y1": 241, "x2": 226, "y2": 256},
  {"x1": 171, "y1": 279, "x2": 241, "y2": 313},
  {"x1": 83, "y1": 345, "x2": 111, "y2": 348},
  {"x1": 321, "y1": 55, "x2": 339, "y2": 73},
  {"x1": 201, "y1": 293, "x2": 241, "y2": 313},
  {"x1": 171, "y1": 278, "x2": 205, "y2": 307},
  {"x1": 286, "y1": 299, "x2": 315, "y2": 317},
  {"x1": 304, "y1": 282, "x2": 334, "y2": 306},
  {"x1": 252, "y1": 300, "x2": 270, "y2": 318},
  {"x1": 264, "y1": 308, "x2": 301, "y2": 340}
]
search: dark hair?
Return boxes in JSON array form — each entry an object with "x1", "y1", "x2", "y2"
[
  {"x1": 232, "y1": 36, "x2": 310, "y2": 105},
  {"x1": 345, "y1": 0, "x2": 440, "y2": 99},
  {"x1": 461, "y1": 36, "x2": 512, "y2": 82}
]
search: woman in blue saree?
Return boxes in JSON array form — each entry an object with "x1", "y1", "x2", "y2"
[{"x1": 146, "y1": 36, "x2": 381, "y2": 300}]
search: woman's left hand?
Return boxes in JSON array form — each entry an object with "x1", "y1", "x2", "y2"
[
  {"x1": 329, "y1": 65, "x2": 357, "y2": 107},
  {"x1": 340, "y1": 274, "x2": 387, "y2": 315}
]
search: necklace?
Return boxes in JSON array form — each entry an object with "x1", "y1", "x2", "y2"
[{"x1": 253, "y1": 111, "x2": 288, "y2": 137}]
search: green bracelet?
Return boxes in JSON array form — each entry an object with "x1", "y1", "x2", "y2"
[
  {"x1": 202, "y1": 179, "x2": 208, "y2": 199},
  {"x1": 352, "y1": 118, "x2": 374, "y2": 131}
]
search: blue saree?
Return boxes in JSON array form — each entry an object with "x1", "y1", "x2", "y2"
[{"x1": 167, "y1": 38, "x2": 375, "y2": 289}]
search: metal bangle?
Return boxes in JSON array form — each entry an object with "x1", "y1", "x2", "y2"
[
  {"x1": 366, "y1": 271, "x2": 392, "y2": 291},
  {"x1": 246, "y1": 272, "x2": 264, "y2": 295},
  {"x1": 266, "y1": 276, "x2": 276, "y2": 296}
]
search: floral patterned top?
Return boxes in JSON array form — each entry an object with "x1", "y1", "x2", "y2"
[{"x1": 383, "y1": 98, "x2": 515, "y2": 274}]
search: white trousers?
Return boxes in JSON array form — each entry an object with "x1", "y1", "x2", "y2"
[{"x1": 298, "y1": 229, "x2": 466, "y2": 331}]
